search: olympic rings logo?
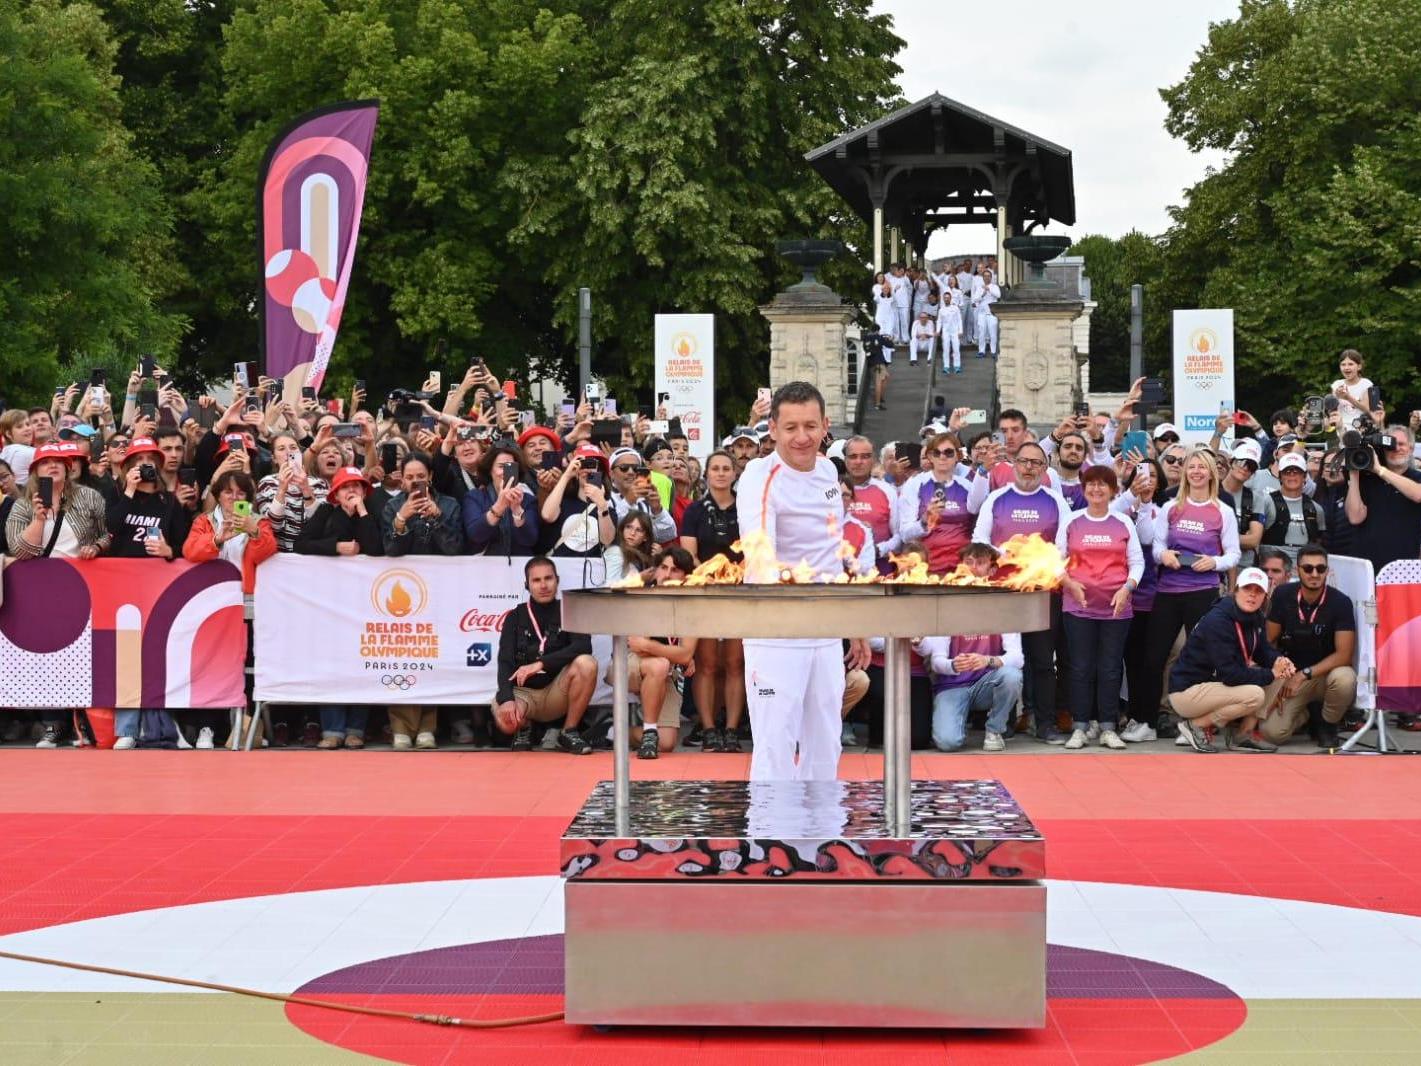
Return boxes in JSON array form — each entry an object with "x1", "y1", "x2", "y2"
[{"x1": 380, "y1": 674, "x2": 417, "y2": 690}]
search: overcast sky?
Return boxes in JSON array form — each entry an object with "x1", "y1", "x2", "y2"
[{"x1": 874, "y1": 0, "x2": 1239, "y2": 251}]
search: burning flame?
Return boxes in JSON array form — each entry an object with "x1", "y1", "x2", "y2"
[
  {"x1": 622, "y1": 529, "x2": 1063, "y2": 592},
  {"x1": 385, "y1": 581, "x2": 414, "y2": 616}
]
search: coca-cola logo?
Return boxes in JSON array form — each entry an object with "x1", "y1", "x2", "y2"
[{"x1": 459, "y1": 607, "x2": 513, "y2": 633}]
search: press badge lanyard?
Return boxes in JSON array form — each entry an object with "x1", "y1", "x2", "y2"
[
  {"x1": 526, "y1": 604, "x2": 549, "y2": 656},
  {"x1": 1297, "y1": 585, "x2": 1327, "y2": 627},
  {"x1": 1234, "y1": 622, "x2": 1258, "y2": 667}
]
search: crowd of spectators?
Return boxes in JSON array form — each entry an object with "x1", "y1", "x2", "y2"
[{"x1": 0, "y1": 340, "x2": 1415, "y2": 754}]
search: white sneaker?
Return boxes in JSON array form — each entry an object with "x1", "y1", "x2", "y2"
[
  {"x1": 195, "y1": 727, "x2": 214, "y2": 750},
  {"x1": 982, "y1": 732, "x2": 1005, "y2": 752},
  {"x1": 112, "y1": 736, "x2": 136, "y2": 750},
  {"x1": 415, "y1": 731, "x2": 437, "y2": 750},
  {"x1": 1119, "y1": 721, "x2": 1157, "y2": 743},
  {"x1": 1100, "y1": 730, "x2": 1127, "y2": 750},
  {"x1": 1175, "y1": 731, "x2": 1191, "y2": 746},
  {"x1": 1064, "y1": 728, "x2": 1087, "y2": 750},
  {"x1": 1085, "y1": 721, "x2": 1101, "y2": 743},
  {"x1": 392, "y1": 734, "x2": 413, "y2": 750}
]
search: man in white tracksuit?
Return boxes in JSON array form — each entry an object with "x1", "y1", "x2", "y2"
[
  {"x1": 738, "y1": 382, "x2": 871, "y2": 781},
  {"x1": 888, "y1": 263, "x2": 912, "y2": 344}
]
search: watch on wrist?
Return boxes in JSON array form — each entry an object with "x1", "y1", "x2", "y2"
[{"x1": 1302, "y1": 666, "x2": 1313, "y2": 679}]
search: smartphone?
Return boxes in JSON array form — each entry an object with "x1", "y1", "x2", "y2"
[
  {"x1": 1140, "y1": 377, "x2": 1166, "y2": 406},
  {"x1": 963, "y1": 408, "x2": 987, "y2": 423},
  {"x1": 177, "y1": 466, "x2": 197, "y2": 486},
  {"x1": 139, "y1": 403, "x2": 157, "y2": 421},
  {"x1": 331, "y1": 423, "x2": 363, "y2": 439},
  {"x1": 499, "y1": 461, "x2": 516, "y2": 482},
  {"x1": 637, "y1": 404, "x2": 653, "y2": 419},
  {"x1": 1120, "y1": 430, "x2": 1151, "y2": 459},
  {"x1": 54, "y1": 386, "x2": 64, "y2": 397},
  {"x1": 141, "y1": 355, "x2": 156, "y2": 379},
  {"x1": 1175, "y1": 552, "x2": 1204, "y2": 567},
  {"x1": 590, "y1": 419, "x2": 622, "y2": 447},
  {"x1": 232, "y1": 361, "x2": 248, "y2": 388},
  {"x1": 579, "y1": 457, "x2": 600, "y2": 471},
  {"x1": 426, "y1": 370, "x2": 442, "y2": 393},
  {"x1": 501, "y1": 380, "x2": 517, "y2": 400},
  {"x1": 419, "y1": 415, "x2": 437, "y2": 430},
  {"x1": 232, "y1": 500, "x2": 252, "y2": 518},
  {"x1": 757, "y1": 387, "x2": 772, "y2": 406},
  {"x1": 223, "y1": 433, "x2": 247, "y2": 454},
  {"x1": 667, "y1": 417, "x2": 683, "y2": 438},
  {"x1": 990, "y1": 431, "x2": 1005, "y2": 446},
  {"x1": 540, "y1": 451, "x2": 562, "y2": 471},
  {"x1": 585, "y1": 381, "x2": 602, "y2": 403},
  {"x1": 36, "y1": 475, "x2": 54, "y2": 509},
  {"x1": 90, "y1": 368, "x2": 106, "y2": 387},
  {"x1": 89, "y1": 434, "x2": 104, "y2": 462},
  {"x1": 560, "y1": 398, "x2": 576, "y2": 417},
  {"x1": 1074, "y1": 401, "x2": 1090, "y2": 418},
  {"x1": 1232, "y1": 412, "x2": 1250, "y2": 426},
  {"x1": 470, "y1": 354, "x2": 485, "y2": 371},
  {"x1": 648, "y1": 419, "x2": 669, "y2": 436},
  {"x1": 301, "y1": 386, "x2": 316, "y2": 400},
  {"x1": 897, "y1": 442, "x2": 922, "y2": 468},
  {"x1": 602, "y1": 396, "x2": 618, "y2": 416},
  {"x1": 1136, "y1": 463, "x2": 1150, "y2": 479},
  {"x1": 243, "y1": 394, "x2": 261, "y2": 413},
  {"x1": 380, "y1": 443, "x2": 399, "y2": 471},
  {"x1": 354, "y1": 378, "x2": 366, "y2": 394},
  {"x1": 657, "y1": 391, "x2": 670, "y2": 409},
  {"x1": 519, "y1": 410, "x2": 535, "y2": 429}
]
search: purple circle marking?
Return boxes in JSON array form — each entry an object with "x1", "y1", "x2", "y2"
[{"x1": 0, "y1": 559, "x2": 90, "y2": 653}]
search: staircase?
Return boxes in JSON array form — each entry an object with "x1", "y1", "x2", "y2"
[{"x1": 855, "y1": 342, "x2": 997, "y2": 448}]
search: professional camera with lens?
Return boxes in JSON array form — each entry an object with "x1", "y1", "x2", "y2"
[
  {"x1": 138, "y1": 463, "x2": 159, "y2": 484},
  {"x1": 387, "y1": 387, "x2": 435, "y2": 423},
  {"x1": 1341, "y1": 413, "x2": 1396, "y2": 471}
]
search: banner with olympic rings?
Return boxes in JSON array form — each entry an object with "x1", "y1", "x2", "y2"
[{"x1": 252, "y1": 555, "x2": 616, "y2": 705}]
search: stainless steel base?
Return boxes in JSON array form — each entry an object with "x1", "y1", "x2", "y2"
[{"x1": 565, "y1": 879, "x2": 1046, "y2": 1028}]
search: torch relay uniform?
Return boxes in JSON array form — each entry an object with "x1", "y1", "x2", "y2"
[
  {"x1": 737, "y1": 453, "x2": 846, "y2": 782},
  {"x1": 897, "y1": 470, "x2": 975, "y2": 575}
]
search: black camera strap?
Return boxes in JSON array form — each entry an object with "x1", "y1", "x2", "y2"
[{"x1": 40, "y1": 499, "x2": 67, "y2": 558}]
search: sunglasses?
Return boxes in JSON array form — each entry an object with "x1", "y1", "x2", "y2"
[
  {"x1": 929, "y1": 448, "x2": 957, "y2": 458},
  {"x1": 1299, "y1": 563, "x2": 1329, "y2": 575},
  {"x1": 1161, "y1": 455, "x2": 1183, "y2": 465},
  {"x1": 1157, "y1": 435, "x2": 1179, "y2": 444},
  {"x1": 613, "y1": 463, "x2": 640, "y2": 473}
]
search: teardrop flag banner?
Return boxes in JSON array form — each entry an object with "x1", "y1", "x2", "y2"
[{"x1": 258, "y1": 100, "x2": 379, "y2": 396}]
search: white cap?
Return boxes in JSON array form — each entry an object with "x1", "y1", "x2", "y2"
[
  {"x1": 1278, "y1": 452, "x2": 1307, "y2": 473},
  {"x1": 1236, "y1": 566, "x2": 1269, "y2": 591},
  {"x1": 825, "y1": 439, "x2": 848, "y2": 461},
  {"x1": 919, "y1": 421, "x2": 948, "y2": 440},
  {"x1": 721, "y1": 427, "x2": 756, "y2": 447},
  {"x1": 1231, "y1": 438, "x2": 1262, "y2": 464},
  {"x1": 1153, "y1": 422, "x2": 1179, "y2": 439}
]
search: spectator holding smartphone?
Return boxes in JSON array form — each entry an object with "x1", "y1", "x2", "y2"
[
  {"x1": 385, "y1": 453, "x2": 463, "y2": 556},
  {"x1": 433, "y1": 423, "x2": 490, "y2": 503},
  {"x1": 6, "y1": 443, "x2": 109, "y2": 561},
  {"x1": 462, "y1": 442, "x2": 538, "y2": 555},
  {"x1": 539, "y1": 443, "x2": 613, "y2": 557},
  {"x1": 255, "y1": 433, "x2": 326, "y2": 552}
]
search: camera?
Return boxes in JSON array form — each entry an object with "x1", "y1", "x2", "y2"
[
  {"x1": 1341, "y1": 413, "x2": 1396, "y2": 471},
  {"x1": 138, "y1": 463, "x2": 158, "y2": 484}
]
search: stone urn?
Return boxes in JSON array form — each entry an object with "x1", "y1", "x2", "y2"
[
  {"x1": 775, "y1": 239, "x2": 845, "y2": 292},
  {"x1": 1002, "y1": 235, "x2": 1072, "y2": 298}
]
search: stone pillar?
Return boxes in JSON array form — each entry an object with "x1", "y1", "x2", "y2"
[
  {"x1": 760, "y1": 284, "x2": 856, "y2": 430},
  {"x1": 993, "y1": 295, "x2": 1085, "y2": 428},
  {"x1": 872, "y1": 205, "x2": 884, "y2": 271}
]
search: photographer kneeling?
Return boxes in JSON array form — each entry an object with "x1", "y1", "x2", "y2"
[{"x1": 1168, "y1": 567, "x2": 1295, "y2": 754}]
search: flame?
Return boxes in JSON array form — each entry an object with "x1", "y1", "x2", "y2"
[
  {"x1": 385, "y1": 581, "x2": 413, "y2": 616},
  {"x1": 1196, "y1": 334, "x2": 1211, "y2": 354},
  {"x1": 614, "y1": 530, "x2": 1063, "y2": 593},
  {"x1": 676, "y1": 338, "x2": 692, "y2": 357}
]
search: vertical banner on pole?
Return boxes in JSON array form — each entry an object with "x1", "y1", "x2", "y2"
[
  {"x1": 259, "y1": 101, "x2": 380, "y2": 398},
  {"x1": 1171, "y1": 309, "x2": 1235, "y2": 444},
  {"x1": 653, "y1": 314, "x2": 715, "y2": 459}
]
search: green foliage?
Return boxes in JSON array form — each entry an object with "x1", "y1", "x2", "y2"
[
  {"x1": 1157, "y1": 0, "x2": 1421, "y2": 415},
  {"x1": 1068, "y1": 232, "x2": 1161, "y2": 391},
  {"x1": 0, "y1": 0, "x2": 180, "y2": 408}
]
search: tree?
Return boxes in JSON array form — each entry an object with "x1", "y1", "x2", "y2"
[
  {"x1": 0, "y1": 0, "x2": 180, "y2": 408},
  {"x1": 1068, "y1": 232, "x2": 1161, "y2": 391},
  {"x1": 1157, "y1": 0, "x2": 1421, "y2": 416},
  {"x1": 504, "y1": 0, "x2": 903, "y2": 414}
]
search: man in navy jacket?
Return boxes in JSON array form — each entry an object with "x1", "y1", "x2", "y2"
[{"x1": 1168, "y1": 566, "x2": 1297, "y2": 753}]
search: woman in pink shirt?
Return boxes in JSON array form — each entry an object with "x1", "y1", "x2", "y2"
[{"x1": 1056, "y1": 466, "x2": 1143, "y2": 749}]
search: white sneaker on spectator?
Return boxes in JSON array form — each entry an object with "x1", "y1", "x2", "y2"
[
  {"x1": 1119, "y1": 721, "x2": 1156, "y2": 743},
  {"x1": 1085, "y1": 721, "x2": 1101, "y2": 743},
  {"x1": 174, "y1": 726, "x2": 193, "y2": 750},
  {"x1": 982, "y1": 732, "x2": 1005, "y2": 752},
  {"x1": 1100, "y1": 730, "x2": 1127, "y2": 750},
  {"x1": 112, "y1": 736, "x2": 137, "y2": 750},
  {"x1": 1064, "y1": 729, "x2": 1087, "y2": 749},
  {"x1": 451, "y1": 720, "x2": 475, "y2": 745},
  {"x1": 1175, "y1": 731, "x2": 1191, "y2": 746},
  {"x1": 415, "y1": 731, "x2": 437, "y2": 750},
  {"x1": 35, "y1": 725, "x2": 61, "y2": 749},
  {"x1": 392, "y1": 734, "x2": 413, "y2": 751},
  {"x1": 196, "y1": 727, "x2": 214, "y2": 750}
]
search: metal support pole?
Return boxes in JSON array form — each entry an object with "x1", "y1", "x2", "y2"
[
  {"x1": 612, "y1": 634, "x2": 630, "y2": 835},
  {"x1": 1129, "y1": 284, "x2": 1143, "y2": 430},
  {"x1": 882, "y1": 638, "x2": 900, "y2": 829},
  {"x1": 578, "y1": 287, "x2": 592, "y2": 400},
  {"x1": 891, "y1": 637, "x2": 912, "y2": 836}
]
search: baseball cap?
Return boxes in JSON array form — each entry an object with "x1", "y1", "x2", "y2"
[
  {"x1": 919, "y1": 420, "x2": 948, "y2": 440},
  {"x1": 1236, "y1": 566, "x2": 1269, "y2": 591},
  {"x1": 1153, "y1": 422, "x2": 1179, "y2": 440},
  {"x1": 572, "y1": 443, "x2": 609, "y2": 473},
  {"x1": 57, "y1": 423, "x2": 97, "y2": 440},
  {"x1": 825, "y1": 439, "x2": 847, "y2": 461},
  {"x1": 722, "y1": 427, "x2": 756, "y2": 447},
  {"x1": 1231, "y1": 439, "x2": 1262, "y2": 465},
  {"x1": 1278, "y1": 452, "x2": 1307, "y2": 473}
]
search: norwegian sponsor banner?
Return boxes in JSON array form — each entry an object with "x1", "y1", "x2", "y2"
[
  {"x1": 259, "y1": 101, "x2": 379, "y2": 396},
  {"x1": 1171, "y1": 309, "x2": 1235, "y2": 443},
  {"x1": 0, "y1": 559, "x2": 245, "y2": 709},
  {"x1": 654, "y1": 313, "x2": 715, "y2": 459},
  {"x1": 252, "y1": 556, "x2": 615, "y2": 705}
]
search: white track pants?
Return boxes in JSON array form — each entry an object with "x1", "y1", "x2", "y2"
[
  {"x1": 941, "y1": 330, "x2": 961, "y2": 370},
  {"x1": 744, "y1": 641, "x2": 845, "y2": 781},
  {"x1": 893, "y1": 306, "x2": 909, "y2": 343},
  {"x1": 910, "y1": 336, "x2": 935, "y2": 363},
  {"x1": 976, "y1": 307, "x2": 999, "y2": 354}
]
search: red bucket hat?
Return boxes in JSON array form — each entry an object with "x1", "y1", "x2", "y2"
[{"x1": 328, "y1": 466, "x2": 371, "y2": 497}]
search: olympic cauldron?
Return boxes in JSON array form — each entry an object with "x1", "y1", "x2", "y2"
[{"x1": 558, "y1": 536, "x2": 1057, "y2": 1029}]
